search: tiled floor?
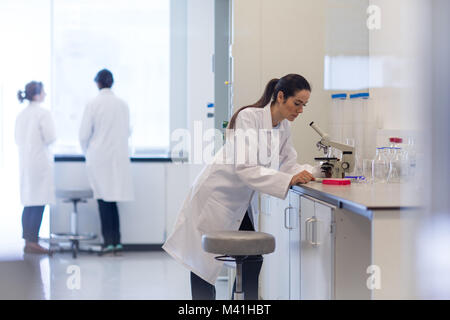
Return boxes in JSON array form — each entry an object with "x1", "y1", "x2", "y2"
[{"x1": 0, "y1": 246, "x2": 230, "y2": 300}]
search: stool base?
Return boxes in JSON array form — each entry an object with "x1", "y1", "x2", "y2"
[{"x1": 50, "y1": 233, "x2": 99, "y2": 259}]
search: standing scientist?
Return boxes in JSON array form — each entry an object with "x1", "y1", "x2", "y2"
[
  {"x1": 15, "y1": 81, "x2": 55, "y2": 255},
  {"x1": 79, "y1": 69, "x2": 134, "y2": 255},
  {"x1": 163, "y1": 74, "x2": 320, "y2": 299}
]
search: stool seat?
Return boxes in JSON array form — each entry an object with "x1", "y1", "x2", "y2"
[
  {"x1": 51, "y1": 232, "x2": 96, "y2": 241},
  {"x1": 202, "y1": 231, "x2": 275, "y2": 256},
  {"x1": 56, "y1": 189, "x2": 93, "y2": 200}
]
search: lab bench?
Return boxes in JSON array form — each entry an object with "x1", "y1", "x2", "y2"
[
  {"x1": 51, "y1": 155, "x2": 190, "y2": 248},
  {"x1": 258, "y1": 182, "x2": 423, "y2": 300}
]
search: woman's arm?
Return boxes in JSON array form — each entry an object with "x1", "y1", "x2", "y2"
[{"x1": 233, "y1": 110, "x2": 293, "y2": 199}]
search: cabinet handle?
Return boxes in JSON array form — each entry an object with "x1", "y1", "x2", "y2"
[
  {"x1": 305, "y1": 217, "x2": 313, "y2": 244},
  {"x1": 312, "y1": 218, "x2": 319, "y2": 246},
  {"x1": 284, "y1": 206, "x2": 293, "y2": 230},
  {"x1": 305, "y1": 216, "x2": 320, "y2": 247}
]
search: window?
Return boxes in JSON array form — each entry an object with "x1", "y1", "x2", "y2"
[
  {"x1": 0, "y1": 0, "x2": 52, "y2": 251},
  {"x1": 52, "y1": 0, "x2": 171, "y2": 155},
  {"x1": 0, "y1": 0, "x2": 179, "y2": 252}
]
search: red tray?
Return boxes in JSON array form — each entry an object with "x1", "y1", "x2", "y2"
[{"x1": 322, "y1": 179, "x2": 351, "y2": 185}]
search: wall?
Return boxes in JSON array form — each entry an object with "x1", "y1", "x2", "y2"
[
  {"x1": 185, "y1": 0, "x2": 215, "y2": 184},
  {"x1": 165, "y1": 0, "x2": 215, "y2": 236},
  {"x1": 324, "y1": 0, "x2": 369, "y2": 92},
  {"x1": 232, "y1": 0, "x2": 428, "y2": 162},
  {"x1": 232, "y1": 0, "x2": 329, "y2": 165},
  {"x1": 368, "y1": 0, "x2": 429, "y2": 142}
]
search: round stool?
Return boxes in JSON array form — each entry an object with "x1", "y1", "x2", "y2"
[
  {"x1": 202, "y1": 231, "x2": 275, "y2": 300},
  {"x1": 51, "y1": 189, "x2": 97, "y2": 258}
]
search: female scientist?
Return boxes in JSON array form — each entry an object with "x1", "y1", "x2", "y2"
[
  {"x1": 15, "y1": 81, "x2": 56, "y2": 255},
  {"x1": 163, "y1": 74, "x2": 319, "y2": 300}
]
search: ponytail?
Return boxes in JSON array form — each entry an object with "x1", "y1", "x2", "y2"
[
  {"x1": 227, "y1": 74, "x2": 311, "y2": 129},
  {"x1": 17, "y1": 90, "x2": 26, "y2": 103},
  {"x1": 228, "y1": 78, "x2": 279, "y2": 129}
]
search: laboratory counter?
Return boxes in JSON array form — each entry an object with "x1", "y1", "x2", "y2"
[
  {"x1": 54, "y1": 154, "x2": 174, "y2": 162},
  {"x1": 292, "y1": 181, "x2": 423, "y2": 219},
  {"x1": 51, "y1": 155, "x2": 191, "y2": 247},
  {"x1": 260, "y1": 181, "x2": 424, "y2": 300}
]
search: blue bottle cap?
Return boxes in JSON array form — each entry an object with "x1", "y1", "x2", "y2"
[
  {"x1": 331, "y1": 93, "x2": 347, "y2": 99},
  {"x1": 350, "y1": 93, "x2": 370, "y2": 99}
]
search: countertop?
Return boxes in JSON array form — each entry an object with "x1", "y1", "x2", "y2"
[
  {"x1": 292, "y1": 181, "x2": 423, "y2": 217},
  {"x1": 54, "y1": 154, "x2": 174, "y2": 162}
]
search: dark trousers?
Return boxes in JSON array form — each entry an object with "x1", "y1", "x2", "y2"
[
  {"x1": 190, "y1": 211, "x2": 263, "y2": 300},
  {"x1": 22, "y1": 206, "x2": 45, "y2": 243},
  {"x1": 97, "y1": 200, "x2": 121, "y2": 246}
]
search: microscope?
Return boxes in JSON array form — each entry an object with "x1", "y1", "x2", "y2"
[{"x1": 310, "y1": 122, "x2": 355, "y2": 179}]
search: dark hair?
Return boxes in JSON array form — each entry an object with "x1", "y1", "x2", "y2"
[
  {"x1": 17, "y1": 81, "x2": 44, "y2": 103},
  {"x1": 94, "y1": 69, "x2": 114, "y2": 89},
  {"x1": 228, "y1": 74, "x2": 311, "y2": 129}
]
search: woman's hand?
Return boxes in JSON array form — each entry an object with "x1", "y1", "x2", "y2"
[{"x1": 290, "y1": 170, "x2": 315, "y2": 186}]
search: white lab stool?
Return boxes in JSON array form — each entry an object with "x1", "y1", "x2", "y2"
[
  {"x1": 202, "y1": 231, "x2": 275, "y2": 300},
  {"x1": 51, "y1": 189, "x2": 98, "y2": 258}
]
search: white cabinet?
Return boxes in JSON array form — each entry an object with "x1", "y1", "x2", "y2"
[
  {"x1": 52, "y1": 161, "x2": 186, "y2": 245},
  {"x1": 259, "y1": 194, "x2": 290, "y2": 300},
  {"x1": 288, "y1": 191, "x2": 301, "y2": 299},
  {"x1": 299, "y1": 195, "x2": 335, "y2": 300},
  {"x1": 287, "y1": 191, "x2": 335, "y2": 300},
  {"x1": 259, "y1": 191, "x2": 336, "y2": 300},
  {"x1": 118, "y1": 163, "x2": 166, "y2": 243}
]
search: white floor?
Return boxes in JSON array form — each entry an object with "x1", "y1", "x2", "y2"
[
  {"x1": 0, "y1": 165, "x2": 230, "y2": 300},
  {"x1": 0, "y1": 245, "x2": 230, "y2": 300}
]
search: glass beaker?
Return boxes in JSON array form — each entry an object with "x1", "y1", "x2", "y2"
[
  {"x1": 387, "y1": 148, "x2": 409, "y2": 183},
  {"x1": 372, "y1": 148, "x2": 388, "y2": 183},
  {"x1": 363, "y1": 159, "x2": 373, "y2": 183}
]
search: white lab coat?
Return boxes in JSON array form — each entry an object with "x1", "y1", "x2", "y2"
[
  {"x1": 15, "y1": 102, "x2": 56, "y2": 206},
  {"x1": 79, "y1": 89, "x2": 134, "y2": 202},
  {"x1": 163, "y1": 104, "x2": 318, "y2": 285}
]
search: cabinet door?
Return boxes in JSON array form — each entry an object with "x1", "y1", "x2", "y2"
[
  {"x1": 300, "y1": 196, "x2": 335, "y2": 300},
  {"x1": 259, "y1": 194, "x2": 290, "y2": 299},
  {"x1": 288, "y1": 191, "x2": 301, "y2": 300}
]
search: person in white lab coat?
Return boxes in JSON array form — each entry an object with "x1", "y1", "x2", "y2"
[
  {"x1": 15, "y1": 81, "x2": 55, "y2": 255},
  {"x1": 79, "y1": 69, "x2": 134, "y2": 255},
  {"x1": 163, "y1": 74, "x2": 319, "y2": 300}
]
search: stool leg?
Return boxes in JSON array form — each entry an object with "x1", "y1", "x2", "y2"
[
  {"x1": 71, "y1": 200, "x2": 79, "y2": 235},
  {"x1": 71, "y1": 240, "x2": 78, "y2": 259},
  {"x1": 228, "y1": 267, "x2": 235, "y2": 299},
  {"x1": 234, "y1": 259, "x2": 244, "y2": 300}
]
